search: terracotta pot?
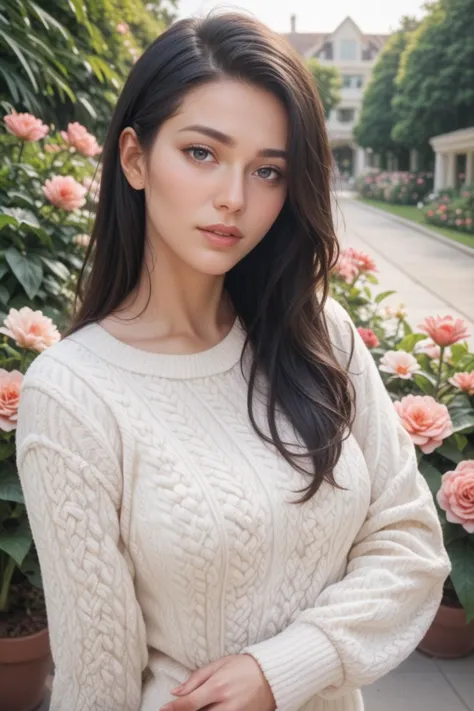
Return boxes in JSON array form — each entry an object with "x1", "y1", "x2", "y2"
[
  {"x1": 418, "y1": 603, "x2": 474, "y2": 659},
  {"x1": 0, "y1": 627, "x2": 52, "y2": 711}
]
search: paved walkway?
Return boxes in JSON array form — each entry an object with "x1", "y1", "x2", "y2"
[
  {"x1": 333, "y1": 195, "x2": 474, "y2": 348},
  {"x1": 336, "y1": 193, "x2": 474, "y2": 710}
]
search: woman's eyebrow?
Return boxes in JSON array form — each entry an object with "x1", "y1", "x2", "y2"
[{"x1": 178, "y1": 124, "x2": 288, "y2": 159}]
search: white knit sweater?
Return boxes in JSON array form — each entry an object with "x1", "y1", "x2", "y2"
[{"x1": 16, "y1": 298, "x2": 450, "y2": 711}]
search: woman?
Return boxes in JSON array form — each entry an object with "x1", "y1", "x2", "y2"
[{"x1": 16, "y1": 13, "x2": 450, "y2": 711}]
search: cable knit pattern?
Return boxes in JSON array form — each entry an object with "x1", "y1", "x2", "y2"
[{"x1": 15, "y1": 298, "x2": 450, "y2": 711}]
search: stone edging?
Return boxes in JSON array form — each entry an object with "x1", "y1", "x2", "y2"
[{"x1": 354, "y1": 198, "x2": 474, "y2": 258}]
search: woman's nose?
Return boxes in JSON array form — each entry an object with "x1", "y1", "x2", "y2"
[{"x1": 213, "y1": 169, "x2": 245, "y2": 213}]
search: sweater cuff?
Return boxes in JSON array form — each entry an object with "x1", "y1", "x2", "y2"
[{"x1": 241, "y1": 622, "x2": 343, "y2": 711}]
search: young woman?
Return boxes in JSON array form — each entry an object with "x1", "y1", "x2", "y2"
[{"x1": 16, "y1": 13, "x2": 450, "y2": 711}]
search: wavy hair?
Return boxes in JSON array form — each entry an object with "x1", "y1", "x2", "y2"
[{"x1": 68, "y1": 12, "x2": 355, "y2": 503}]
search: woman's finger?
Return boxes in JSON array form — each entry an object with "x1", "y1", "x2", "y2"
[
  {"x1": 171, "y1": 658, "x2": 228, "y2": 696},
  {"x1": 161, "y1": 678, "x2": 220, "y2": 711}
]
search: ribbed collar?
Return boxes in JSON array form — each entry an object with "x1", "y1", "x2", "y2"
[{"x1": 69, "y1": 318, "x2": 247, "y2": 379}]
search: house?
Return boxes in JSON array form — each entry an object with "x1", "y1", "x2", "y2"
[{"x1": 283, "y1": 16, "x2": 389, "y2": 179}]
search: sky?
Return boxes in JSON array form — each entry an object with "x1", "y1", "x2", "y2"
[{"x1": 176, "y1": 0, "x2": 428, "y2": 34}]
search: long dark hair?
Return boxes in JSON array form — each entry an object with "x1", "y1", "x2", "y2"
[{"x1": 69, "y1": 12, "x2": 355, "y2": 503}]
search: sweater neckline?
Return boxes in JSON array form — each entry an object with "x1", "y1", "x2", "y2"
[{"x1": 70, "y1": 317, "x2": 247, "y2": 379}]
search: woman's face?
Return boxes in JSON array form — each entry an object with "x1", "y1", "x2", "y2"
[{"x1": 121, "y1": 78, "x2": 289, "y2": 275}]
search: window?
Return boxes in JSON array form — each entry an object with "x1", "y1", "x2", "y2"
[
  {"x1": 342, "y1": 75, "x2": 364, "y2": 89},
  {"x1": 337, "y1": 108, "x2": 355, "y2": 123},
  {"x1": 340, "y1": 39, "x2": 357, "y2": 60}
]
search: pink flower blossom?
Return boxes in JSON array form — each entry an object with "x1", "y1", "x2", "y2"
[
  {"x1": 0, "y1": 370, "x2": 22, "y2": 432},
  {"x1": 394, "y1": 395, "x2": 453, "y2": 454},
  {"x1": 466, "y1": 218, "x2": 473, "y2": 226},
  {"x1": 44, "y1": 144, "x2": 62, "y2": 153},
  {"x1": 357, "y1": 327, "x2": 379, "y2": 349},
  {"x1": 43, "y1": 175, "x2": 87, "y2": 211},
  {"x1": 379, "y1": 350, "x2": 421, "y2": 379},
  {"x1": 4, "y1": 112, "x2": 49, "y2": 141},
  {"x1": 449, "y1": 372, "x2": 474, "y2": 396},
  {"x1": 0, "y1": 307, "x2": 60, "y2": 352},
  {"x1": 116, "y1": 21, "x2": 129, "y2": 34},
  {"x1": 419, "y1": 315, "x2": 470, "y2": 347},
  {"x1": 333, "y1": 254, "x2": 358, "y2": 283},
  {"x1": 60, "y1": 122, "x2": 101, "y2": 157},
  {"x1": 419, "y1": 341, "x2": 442, "y2": 360},
  {"x1": 437, "y1": 461, "x2": 474, "y2": 533}
]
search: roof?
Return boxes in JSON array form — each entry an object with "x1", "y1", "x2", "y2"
[{"x1": 282, "y1": 16, "x2": 390, "y2": 58}]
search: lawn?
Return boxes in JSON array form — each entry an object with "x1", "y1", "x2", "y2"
[{"x1": 357, "y1": 198, "x2": 474, "y2": 251}]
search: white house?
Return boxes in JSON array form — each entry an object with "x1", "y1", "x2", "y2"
[{"x1": 283, "y1": 16, "x2": 389, "y2": 178}]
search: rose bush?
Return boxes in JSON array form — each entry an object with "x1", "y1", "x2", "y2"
[
  {"x1": 0, "y1": 110, "x2": 101, "y2": 331},
  {"x1": 355, "y1": 170, "x2": 434, "y2": 205},
  {"x1": 331, "y1": 247, "x2": 474, "y2": 621},
  {"x1": 424, "y1": 185, "x2": 474, "y2": 235},
  {"x1": 0, "y1": 307, "x2": 61, "y2": 631}
]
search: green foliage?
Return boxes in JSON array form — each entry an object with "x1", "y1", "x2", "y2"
[
  {"x1": 392, "y1": 0, "x2": 474, "y2": 149},
  {"x1": 355, "y1": 170, "x2": 434, "y2": 205},
  {"x1": 354, "y1": 30, "x2": 412, "y2": 154},
  {"x1": 307, "y1": 58, "x2": 341, "y2": 118},
  {"x1": 0, "y1": 118, "x2": 98, "y2": 327},
  {"x1": 330, "y1": 248, "x2": 474, "y2": 620},
  {"x1": 424, "y1": 184, "x2": 474, "y2": 234},
  {"x1": 0, "y1": 0, "x2": 169, "y2": 138}
]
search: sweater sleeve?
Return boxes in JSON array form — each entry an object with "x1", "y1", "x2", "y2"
[
  {"x1": 241, "y1": 299, "x2": 451, "y2": 711},
  {"x1": 15, "y1": 364, "x2": 148, "y2": 711}
]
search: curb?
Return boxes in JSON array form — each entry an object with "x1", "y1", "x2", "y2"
[{"x1": 351, "y1": 198, "x2": 474, "y2": 258}]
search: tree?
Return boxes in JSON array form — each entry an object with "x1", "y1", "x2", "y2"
[
  {"x1": 307, "y1": 59, "x2": 341, "y2": 118},
  {"x1": 0, "y1": 0, "x2": 171, "y2": 137},
  {"x1": 392, "y1": 0, "x2": 474, "y2": 150},
  {"x1": 354, "y1": 17, "x2": 418, "y2": 163}
]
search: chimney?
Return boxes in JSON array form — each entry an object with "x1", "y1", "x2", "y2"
[{"x1": 290, "y1": 14, "x2": 296, "y2": 33}]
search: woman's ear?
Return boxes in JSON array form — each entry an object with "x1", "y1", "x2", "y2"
[{"x1": 119, "y1": 127, "x2": 146, "y2": 190}]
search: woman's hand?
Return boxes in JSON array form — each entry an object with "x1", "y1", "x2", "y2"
[{"x1": 160, "y1": 654, "x2": 276, "y2": 711}]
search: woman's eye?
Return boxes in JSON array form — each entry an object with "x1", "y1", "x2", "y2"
[
  {"x1": 186, "y1": 146, "x2": 213, "y2": 162},
  {"x1": 257, "y1": 166, "x2": 282, "y2": 182}
]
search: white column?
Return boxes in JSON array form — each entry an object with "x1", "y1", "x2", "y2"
[
  {"x1": 465, "y1": 151, "x2": 474, "y2": 185},
  {"x1": 410, "y1": 149, "x2": 418, "y2": 172},
  {"x1": 446, "y1": 152, "x2": 456, "y2": 188},
  {"x1": 355, "y1": 146, "x2": 366, "y2": 176},
  {"x1": 434, "y1": 152, "x2": 444, "y2": 191}
]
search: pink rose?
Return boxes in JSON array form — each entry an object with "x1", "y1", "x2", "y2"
[
  {"x1": 116, "y1": 21, "x2": 129, "y2": 34},
  {"x1": 60, "y1": 122, "x2": 101, "y2": 157},
  {"x1": 437, "y1": 461, "x2": 474, "y2": 533},
  {"x1": 0, "y1": 307, "x2": 60, "y2": 352},
  {"x1": 73, "y1": 233, "x2": 90, "y2": 248},
  {"x1": 418, "y1": 315, "x2": 470, "y2": 347},
  {"x1": 345, "y1": 247, "x2": 378, "y2": 274},
  {"x1": 333, "y1": 254, "x2": 358, "y2": 283},
  {"x1": 449, "y1": 372, "x2": 474, "y2": 396},
  {"x1": 4, "y1": 112, "x2": 49, "y2": 141},
  {"x1": 0, "y1": 370, "x2": 23, "y2": 432},
  {"x1": 43, "y1": 175, "x2": 87, "y2": 211},
  {"x1": 394, "y1": 395, "x2": 453, "y2": 454},
  {"x1": 379, "y1": 350, "x2": 421, "y2": 379},
  {"x1": 357, "y1": 327, "x2": 379, "y2": 349}
]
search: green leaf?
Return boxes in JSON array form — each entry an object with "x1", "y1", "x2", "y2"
[
  {"x1": 0, "y1": 471, "x2": 24, "y2": 504},
  {"x1": 375, "y1": 290, "x2": 397, "y2": 304},
  {"x1": 447, "y1": 538, "x2": 474, "y2": 623},
  {"x1": 418, "y1": 459, "x2": 442, "y2": 497},
  {"x1": 396, "y1": 333, "x2": 427, "y2": 353},
  {"x1": 0, "y1": 285, "x2": 9, "y2": 305},
  {"x1": 413, "y1": 373, "x2": 435, "y2": 395},
  {"x1": 450, "y1": 343, "x2": 469, "y2": 365},
  {"x1": 438, "y1": 440, "x2": 464, "y2": 465},
  {"x1": 0, "y1": 441, "x2": 15, "y2": 461},
  {"x1": 449, "y1": 408, "x2": 474, "y2": 435},
  {"x1": 402, "y1": 320, "x2": 413, "y2": 336},
  {"x1": 40, "y1": 257, "x2": 70, "y2": 281},
  {"x1": 454, "y1": 434, "x2": 468, "y2": 452},
  {"x1": 5, "y1": 247, "x2": 43, "y2": 300},
  {"x1": 0, "y1": 522, "x2": 32, "y2": 567},
  {"x1": 0, "y1": 213, "x2": 18, "y2": 230},
  {"x1": 20, "y1": 549, "x2": 42, "y2": 589},
  {"x1": 2, "y1": 207, "x2": 40, "y2": 229}
]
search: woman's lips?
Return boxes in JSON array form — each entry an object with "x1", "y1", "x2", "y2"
[{"x1": 198, "y1": 228, "x2": 242, "y2": 247}]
